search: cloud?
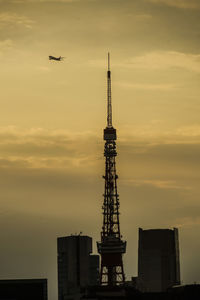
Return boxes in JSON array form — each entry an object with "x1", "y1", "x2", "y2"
[
  {"x1": 118, "y1": 82, "x2": 177, "y2": 91},
  {"x1": 0, "y1": 127, "x2": 100, "y2": 170},
  {"x1": 88, "y1": 52, "x2": 200, "y2": 74},
  {"x1": 146, "y1": 0, "x2": 200, "y2": 9},
  {"x1": 36, "y1": 66, "x2": 51, "y2": 72},
  {"x1": 122, "y1": 51, "x2": 200, "y2": 73},
  {"x1": 119, "y1": 123, "x2": 200, "y2": 145},
  {"x1": 134, "y1": 14, "x2": 153, "y2": 20},
  {"x1": 0, "y1": 39, "x2": 13, "y2": 56},
  {"x1": 174, "y1": 216, "x2": 200, "y2": 227},
  {"x1": 175, "y1": 125, "x2": 200, "y2": 138},
  {"x1": 2, "y1": 124, "x2": 200, "y2": 167},
  {"x1": 1, "y1": 125, "x2": 200, "y2": 190},
  {"x1": 0, "y1": 12, "x2": 34, "y2": 28},
  {"x1": 0, "y1": 39, "x2": 13, "y2": 51},
  {"x1": 124, "y1": 179, "x2": 190, "y2": 190},
  {"x1": 1, "y1": 124, "x2": 200, "y2": 207},
  {"x1": 9, "y1": 0, "x2": 83, "y2": 3}
]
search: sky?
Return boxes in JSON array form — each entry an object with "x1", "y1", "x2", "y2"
[{"x1": 0, "y1": 0, "x2": 200, "y2": 298}]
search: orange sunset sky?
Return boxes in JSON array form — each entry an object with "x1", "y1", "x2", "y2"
[{"x1": 0, "y1": 0, "x2": 200, "y2": 299}]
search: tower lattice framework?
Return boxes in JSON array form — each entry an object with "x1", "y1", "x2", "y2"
[{"x1": 97, "y1": 53, "x2": 126, "y2": 286}]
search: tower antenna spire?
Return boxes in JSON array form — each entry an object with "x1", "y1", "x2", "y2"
[{"x1": 107, "y1": 52, "x2": 112, "y2": 128}]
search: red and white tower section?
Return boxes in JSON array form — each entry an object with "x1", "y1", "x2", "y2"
[{"x1": 97, "y1": 53, "x2": 126, "y2": 286}]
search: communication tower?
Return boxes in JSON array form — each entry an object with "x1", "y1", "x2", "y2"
[{"x1": 97, "y1": 53, "x2": 126, "y2": 286}]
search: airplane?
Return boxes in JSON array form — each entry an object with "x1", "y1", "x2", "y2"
[{"x1": 49, "y1": 55, "x2": 64, "y2": 61}]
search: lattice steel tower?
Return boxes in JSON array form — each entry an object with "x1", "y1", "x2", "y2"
[{"x1": 97, "y1": 53, "x2": 126, "y2": 286}]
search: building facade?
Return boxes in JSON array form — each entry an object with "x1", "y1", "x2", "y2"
[
  {"x1": 57, "y1": 235, "x2": 99, "y2": 300},
  {"x1": 138, "y1": 228, "x2": 180, "y2": 292}
]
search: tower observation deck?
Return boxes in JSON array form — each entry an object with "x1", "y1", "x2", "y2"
[{"x1": 97, "y1": 53, "x2": 126, "y2": 286}]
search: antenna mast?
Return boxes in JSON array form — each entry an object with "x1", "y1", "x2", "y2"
[{"x1": 107, "y1": 52, "x2": 112, "y2": 128}]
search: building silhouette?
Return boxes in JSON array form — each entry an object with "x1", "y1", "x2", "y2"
[
  {"x1": 137, "y1": 228, "x2": 180, "y2": 292},
  {"x1": 0, "y1": 279, "x2": 47, "y2": 300},
  {"x1": 57, "y1": 235, "x2": 99, "y2": 300}
]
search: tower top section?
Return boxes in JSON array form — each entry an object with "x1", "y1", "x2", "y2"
[
  {"x1": 108, "y1": 52, "x2": 110, "y2": 71},
  {"x1": 104, "y1": 53, "x2": 117, "y2": 141},
  {"x1": 107, "y1": 52, "x2": 112, "y2": 128}
]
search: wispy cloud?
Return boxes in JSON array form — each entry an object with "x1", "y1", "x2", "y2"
[
  {"x1": 176, "y1": 125, "x2": 200, "y2": 137},
  {"x1": 1, "y1": 125, "x2": 200, "y2": 172},
  {"x1": 134, "y1": 14, "x2": 153, "y2": 20},
  {"x1": 119, "y1": 123, "x2": 200, "y2": 145},
  {"x1": 174, "y1": 216, "x2": 200, "y2": 227},
  {"x1": 146, "y1": 0, "x2": 200, "y2": 9},
  {"x1": 88, "y1": 52, "x2": 200, "y2": 73},
  {"x1": 124, "y1": 179, "x2": 191, "y2": 190},
  {"x1": 0, "y1": 127, "x2": 99, "y2": 170},
  {"x1": 0, "y1": 39, "x2": 13, "y2": 55},
  {"x1": 10, "y1": 0, "x2": 82, "y2": 3},
  {"x1": 36, "y1": 66, "x2": 51, "y2": 72},
  {"x1": 0, "y1": 12, "x2": 34, "y2": 28},
  {"x1": 118, "y1": 82, "x2": 177, "y2": 91},
  {"x1": 122, "y1": 51, "x2": 200, "y2": 73},
  {"x1": 0, "y1": 39, "x2": 13, "y2": 50}
]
